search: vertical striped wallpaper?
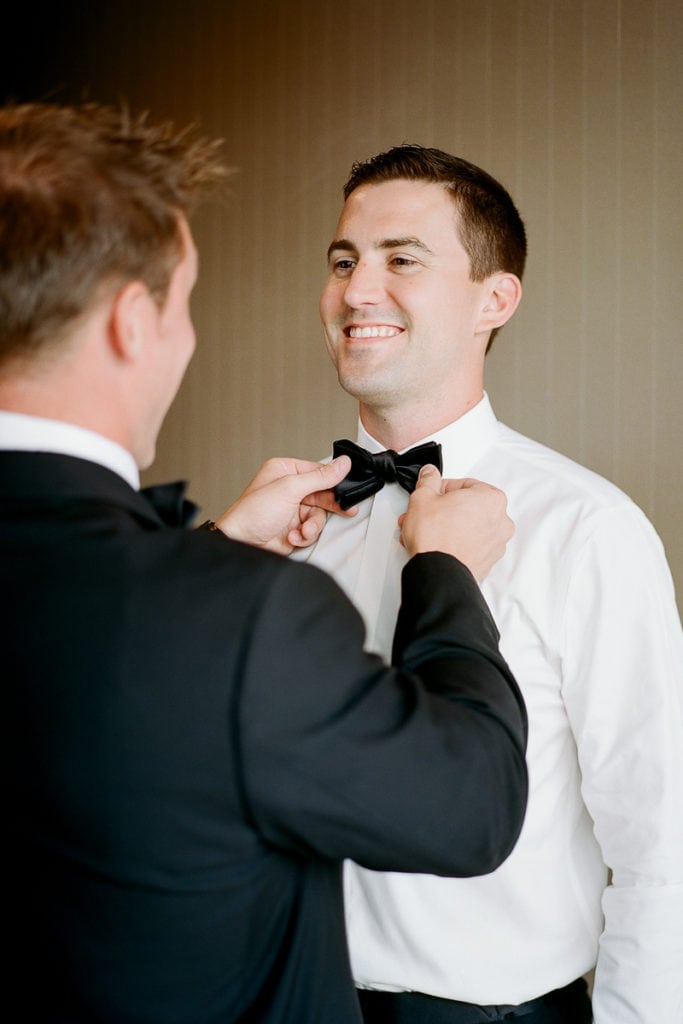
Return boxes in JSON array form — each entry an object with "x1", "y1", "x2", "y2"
[{"x1": 5, "y1": 0, "x2": 682, "y2": 611}]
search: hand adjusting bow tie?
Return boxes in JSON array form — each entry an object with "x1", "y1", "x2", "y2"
[
  {"x1": 332, "y1": 439, "x2": 443, "y2": 510},
  {"x1": 139, "y1": 481, "x2": 200, "y2": 528}
]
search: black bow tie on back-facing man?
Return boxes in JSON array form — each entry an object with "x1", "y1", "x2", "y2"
[
  {"x1": 332, "y1": 439, "x2": 443, "y2": 510},
  {"x1": 139, "y1": 481, "x2": 200, "y2": 527}
]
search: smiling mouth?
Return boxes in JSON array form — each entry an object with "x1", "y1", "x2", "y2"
[{"x1": 345, "y1": 325, "x2": 403, "y2": 339}]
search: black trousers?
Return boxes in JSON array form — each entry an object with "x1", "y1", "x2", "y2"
[{"x1": 357, "y1": 977, "x2": 592, "y2": 1023}]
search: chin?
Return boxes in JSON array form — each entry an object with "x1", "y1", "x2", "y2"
[{"x1": 337, "y1": 369, "x2": 391, "y2": 404}]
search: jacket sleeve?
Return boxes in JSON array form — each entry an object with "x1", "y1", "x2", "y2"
[{"x1": 239, "y1": 551, "x2": 528, "y2": 877}]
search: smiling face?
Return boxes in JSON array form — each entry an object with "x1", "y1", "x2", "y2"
[{"x1": 320, "y1": 178, "x2": 499, "y2": 445}]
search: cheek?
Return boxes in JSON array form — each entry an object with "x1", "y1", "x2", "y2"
[
  {"x1": 184, "y1": 327, "x2": 196, "y2": 364},
  {"x1": 185, "y1": 311, "x2": 196, "y2": 349},
  {"x1": 176, "y1": 304, "x2": 196, "y2": 352},
  {"x1": 320, "y1": 283, "x2": 343, "y2": 323},
  {"x1": 322, "y1": 325, "x2": 340, "y2": 366},
  {"x1": 166, "y1": 312, "x2": 195, "y2": 375}
]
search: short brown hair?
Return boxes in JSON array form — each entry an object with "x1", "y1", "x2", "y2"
[
  {"x1": 0, "y1": 102, "x2": 227, "y2": 362},
  {"x1": 343, "y1": 145, "x2": 526, "y2": 347}
]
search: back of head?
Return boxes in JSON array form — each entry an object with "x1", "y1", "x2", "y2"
[
  {"x1": 0, "y1": 102, "x2": 226, "y2": 365},
  {"x1": 343, "y1": 145, "x2": 526, "y2": 349}
]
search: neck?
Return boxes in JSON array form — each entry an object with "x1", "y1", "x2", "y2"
[
  {"x1": 359, "y1": 389, "x2": 484, "y2": 451},
  {"x1": 0, "y1": 360, "x2": 134, "y2": 460}
]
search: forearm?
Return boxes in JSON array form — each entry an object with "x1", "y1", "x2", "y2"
[
  {"x1": 394, "y1": 553, "x2": 527, "y2": 743},
  {"x1": 241, "y1": 555, "x2": 528, "y2": 876}
]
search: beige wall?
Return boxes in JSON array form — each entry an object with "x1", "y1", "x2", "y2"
[{"x1": 7, "y1": 0, "x2": 682, "y2": 613}]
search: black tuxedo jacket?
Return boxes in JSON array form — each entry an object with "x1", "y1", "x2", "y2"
[{"x1": 2, "y1": 450, "x2": 527, "y2": 1023}]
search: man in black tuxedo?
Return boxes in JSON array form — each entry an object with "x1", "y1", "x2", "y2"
[{"x1": 1, "y1": 102, "x2": 527, "y2": 1024}]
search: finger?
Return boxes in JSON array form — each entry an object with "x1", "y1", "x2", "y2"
[
  {"x1": 241, "y1": 456, "x2": 303, "y2": 491},
  {"x1": 413, "y1": 463, "x2": 443, "y2": 494},
  {"x1": 301, "y1": 513, "x2": 323, "y2": 542},
  {"x1": 245, "y1": 455, "x2": 351, "y2": 494},
  {"x1": 439, "y1": 477, "x2": 488, "y2": 493},
  {"x1": 318, "y1": 454, "x2": 352, "y2": 483},
  {"x1": 287, "y1": 514, "x2": 322, "y2": 548},
  {"x1": 286, "y1": 455, "x2": 351, "y2": 500},
  {"x1": 303, "y1": 491, "x2": 358, "y2": 517},
  {"x1": 295, "y1": 456, "x2": 358, "y2": 515}
]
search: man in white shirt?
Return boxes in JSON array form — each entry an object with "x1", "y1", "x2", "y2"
[{"x1": 292, "y1": 145, "x2": 683, "y2": 1023}]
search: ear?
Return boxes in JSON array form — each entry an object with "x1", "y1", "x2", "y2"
[
  {"x1": 476, "y1": 273, "x2": 522, "y2": 335},
  {"x1": 108, "y1": 280, "x2": 156, "y2": 362}
]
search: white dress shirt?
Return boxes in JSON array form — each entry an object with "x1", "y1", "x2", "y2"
[
  {"x1": 0, "y1": 411, "x2": 139, "y2": 489},
  {"x1": 292, "y1": 394, "x2": 683, "y2": 1023}
]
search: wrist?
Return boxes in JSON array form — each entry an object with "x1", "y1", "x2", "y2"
[{"x1": 197, "y1": 519, "x2": 220, "y2": 532}]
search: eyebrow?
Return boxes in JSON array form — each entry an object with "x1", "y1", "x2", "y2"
[{"x1": 327, "y1": 236, "x2": 434, "y2": 261}]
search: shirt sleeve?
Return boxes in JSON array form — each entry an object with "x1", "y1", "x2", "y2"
[
  {"x1": 237, "y1": 552, "x2": 528, "y2": 879},
  {"x1": 560, "y1": 503, "x2": 683, "y2": 1023}
]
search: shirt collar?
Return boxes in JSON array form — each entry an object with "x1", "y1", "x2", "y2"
[
  {"x1": 0, "y1": 411, "x2": 140, "y2": 490},
  {"x1": 355, "y1": 392, "x2": 500, "y2": 478}
]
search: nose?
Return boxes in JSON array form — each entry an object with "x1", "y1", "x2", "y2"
[{"x1": 342, "y1": 260, "x2": 386, "y2": 308}]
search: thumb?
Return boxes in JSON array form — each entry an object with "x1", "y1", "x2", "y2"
[
  {"x1": 289, "y1": 455, "x2": 351, "y2": 500},
  {"x1": 413, "y1": 463, "x2": 443, "y2": 493}
]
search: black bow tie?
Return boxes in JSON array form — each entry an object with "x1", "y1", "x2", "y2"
[
  {"x1": 332, "y1": 439, "x2": 442, "y2": 510},
  {"x1": 139, "y1": 481, "x2": 200, "y2": 528}
]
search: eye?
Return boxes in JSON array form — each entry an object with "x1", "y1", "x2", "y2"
[
  {"x1": 330, "y1": 257, "x2": 356, "y2": 275},
  {"x1": 389, "y1": 255, "x2": 419, "y2": 269}
]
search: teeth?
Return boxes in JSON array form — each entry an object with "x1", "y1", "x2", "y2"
[{"x1": 348, "y1": 325, "x2": 401, "y2": 338}]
